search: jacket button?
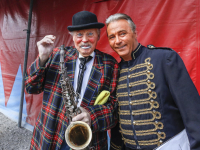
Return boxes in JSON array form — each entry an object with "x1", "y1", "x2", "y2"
[
  {"x1": 133, "y1": 121, "x2": 136, "y2": 125},
  {"x1": 147, "y1": 80, "x2": 151, "y2": 84}
]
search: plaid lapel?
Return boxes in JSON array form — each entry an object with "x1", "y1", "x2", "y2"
[
  {"x1": 64, "y1": 47, "x2": 78, "y2": 85},
  {"x1": 81, "y1": 50, "x2": 104, "y2": 107}
]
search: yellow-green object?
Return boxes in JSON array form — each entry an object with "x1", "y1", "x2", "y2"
[{"x1": 94, "y1": 90, "x2": 110, "y2": 105}]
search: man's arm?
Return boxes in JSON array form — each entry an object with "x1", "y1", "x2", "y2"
[
  {"x1": 165, "y1": 50, "x2": 200, "y2": 149},
  {"x1": 25, "y1": 35, "x2": 56, "y2": 94}
]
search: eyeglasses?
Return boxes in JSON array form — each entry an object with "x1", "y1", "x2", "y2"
[{"x1": 75, "y1": 31, "x2": 96, "y2": 38}]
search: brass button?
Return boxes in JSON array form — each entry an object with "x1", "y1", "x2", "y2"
[
  {"x1": 148, "y1": 89, "x2": 152, "y2": 93},
  {"x1": 150, "y1": 99, "x2": 154, "y2": 103},
  {"x1": 128, "y1": 75, "x2": 131, "y2": 78},
  {"x1": 147, "y1": 62, "x2": 151, "y2": 66},
  {"x1": 130, "y1": 101, "x2": 133, "y2": 105},
  {"x1": 159, "y1": 140, "x2": 163, "y2": 143},
  {"x1": 129, "y1": 84, "x2": 132, "y2": 88},
  {"x1": 155, "y1": 121, "x2": 158, "y2": 124},
  {"x1": 147, "y1": 70, "x2": 150, "y2": 74},
  {"x1": 132, "y1": 112, "x2": 135, "y2": 115},
  {"x1": 129, "y1": 94, "x2": 132, "y2": 97},
  {"x1": 147, "y1": 80, "x2": 151, "y2": 84},
  {"x1": 133, "y1": 121, "x2": 136, "y2": 125},
  {"x1": 153, "y1": 110, "x2": 156, "y2": 113},
  {"x1": 158, "y1": 131, "x2": 161, "y2": 134},
  {"x1": 129, "y1": 68, "x2": 132, "y2": 71}
]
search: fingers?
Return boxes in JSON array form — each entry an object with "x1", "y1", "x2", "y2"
[
  {"x1": 72, "y1": 108, "x2": 91, "y2": 126},
  {"x1": 37, "y1": 35, "x2": 56, "y2": 66},
  {"x1": 37, "y1": 35, "x2": 56, "y2": 46}
]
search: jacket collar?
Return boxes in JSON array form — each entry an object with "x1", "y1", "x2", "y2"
[
  {"x1": 120, "y1": 43, "x2": 143, "y2": 63},
  {"x1": 92, "y1": 49, "x2": 104, "y2": 69},
  {"x1": 131, "y1": 43, "x2": 142, "y2": 59}
]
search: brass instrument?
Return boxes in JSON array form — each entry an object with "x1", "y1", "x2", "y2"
[{"x1": 59, "y1": 45, "x2": 92, "y2": 150}]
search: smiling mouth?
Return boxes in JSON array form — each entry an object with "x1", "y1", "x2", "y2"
[
  {"x1": 115, "y1": 45, "x2": 126, "y2": 49},
  {"x1": 80, "y1": 45, "x2": 91, "y2": 49}
]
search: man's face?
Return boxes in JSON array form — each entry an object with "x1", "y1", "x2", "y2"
[
  {"x1": 107, "y1": 19, "x2": 138, "y2": 61},
  {"x1": 73, "y1": 28, "x2": 99, "y2": 57}
]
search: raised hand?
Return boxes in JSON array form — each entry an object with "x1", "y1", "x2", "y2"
[{"x1": 37, "y1": 35, "x2": 56, "y2": 66}]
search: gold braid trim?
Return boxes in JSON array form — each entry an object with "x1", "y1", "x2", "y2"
[
  {"x1": 123, "y1": 137, "x2": 163, "y2": 146},
  {"x1": 119, "y1": 57, "x2": 153, "y2": 82},
  {"x1": 119, "y1": 119, "x2": 163, "y2": 129},
  {"x1": 120, "y1": 57, "x2": 152, "y2": 74},
  {"x1": 119, "y1": 66, "x2": 154, "y2": 83},
  {"x1": 119, "y1": 111, "x2": 161, "y2": 122},
  {"x1": 120, "y1": 128, "x2": 165, "y2": 139},
  {"x1": 119, "y1": 99, "x2": 159, "y2": 110},
  {"x1": 110, "y1": 142, "x2": 122, "y2": 150},
  {"x1": 119, "y1": 121, "x2": 163, "y2": 134},
  {"x1": 117, "y1": 57, "x2": 166, "y2": 147},
  {"x1": 118, "y1": 79, "x2": 155, "y2": 90},
  {"x1": 117, "y1": 90, "x2": 157, "y2": 100},
  {"x1": 119, "y1": 102, "x2": 158, "y2": 113}
]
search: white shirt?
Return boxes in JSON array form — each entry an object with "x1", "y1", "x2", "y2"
[{"x1": 73, "y1": 52, "x2": 95, "y2": 107}]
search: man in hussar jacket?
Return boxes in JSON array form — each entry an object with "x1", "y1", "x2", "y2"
[{"x1": 106, "y1": 13, "x2": 200, "y2": 150}]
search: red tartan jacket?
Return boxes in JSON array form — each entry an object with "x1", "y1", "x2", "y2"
[{"x1": 25, "y1": 47, "x2": 119, "y2": 150}]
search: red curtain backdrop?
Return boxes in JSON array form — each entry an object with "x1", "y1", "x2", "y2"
[{"x1": 0, "y1": 0, "x2": 200, "y2": 126}]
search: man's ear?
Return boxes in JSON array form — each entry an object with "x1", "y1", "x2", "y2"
[
  {"x1": 72, "y1": 35, "x2": 75, "y2": 42},
  {"x1": 135, "y1": 30, "x2": 138, "y2": 38}
]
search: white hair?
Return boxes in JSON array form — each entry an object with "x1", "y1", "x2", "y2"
[{"x1": 106, "y1": 13, "x2": 136, "y2": 32}]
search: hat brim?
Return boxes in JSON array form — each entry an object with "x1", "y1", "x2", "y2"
[{"x1": 67, "y1": 22, "x2": 105, "y2": 32}]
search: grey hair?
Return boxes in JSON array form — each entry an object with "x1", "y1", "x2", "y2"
[{"x1": 106, "y1": 13, "x2": 136, "y2": 32}]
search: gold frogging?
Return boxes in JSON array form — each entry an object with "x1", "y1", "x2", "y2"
[{"x1": 117, "y1": 57, "x2": 165, "y2": 147}]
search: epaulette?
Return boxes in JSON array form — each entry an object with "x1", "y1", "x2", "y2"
[{"x1": 147, "y1": 45, "x2": 173, "y2": 51}]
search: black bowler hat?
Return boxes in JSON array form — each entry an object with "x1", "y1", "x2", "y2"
[{"x1": 67, "y1": 11, "x2": 105, "y2": 31}]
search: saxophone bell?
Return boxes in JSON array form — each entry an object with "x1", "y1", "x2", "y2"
[{"x1": 65, "y1": 121, "x2": 92, "y2": 150}]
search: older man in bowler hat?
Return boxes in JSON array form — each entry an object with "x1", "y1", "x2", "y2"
[{"x1": 25, "y1": 11, "x2": 119, "y2": 150}]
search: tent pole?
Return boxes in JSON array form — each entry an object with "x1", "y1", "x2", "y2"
[{"x1": 18, "y1": 0, "x2": 34, "y2": 128}]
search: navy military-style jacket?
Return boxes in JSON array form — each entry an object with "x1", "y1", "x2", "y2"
[{"x1": 110, "y1": 44, "x2": 200, "y2": 150}]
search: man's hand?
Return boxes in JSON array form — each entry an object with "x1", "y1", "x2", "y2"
[
  {"x1": 37, "y1": 35, "x2": 56, "y2": 66},
  {"x1": 72, "y1": 107, "x2": 91, "y2": 127}
]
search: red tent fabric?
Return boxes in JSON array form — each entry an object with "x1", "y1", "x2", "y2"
[{"x1": 0, "y1": 0, "x2": 199, "y2": 126}]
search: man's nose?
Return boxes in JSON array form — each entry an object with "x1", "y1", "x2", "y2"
[
  {"x1": 82, "y1": 34, "x2": 88, "y2": 43},
  {"x1": 115, "y1": 36, "x2": 121, "y2": 44}
]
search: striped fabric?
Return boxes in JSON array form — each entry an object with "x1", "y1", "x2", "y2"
[{"x1": 25, "y1": 46, "x2": 119, "y2": 150}]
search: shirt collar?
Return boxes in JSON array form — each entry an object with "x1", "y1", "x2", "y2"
[{"x1": 78, "y1": 51, "x2": 95, "y2": 59}]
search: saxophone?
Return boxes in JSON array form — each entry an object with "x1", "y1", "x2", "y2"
[{"x1": 59, "y1": 45, "x2": 92, "y2": 150}]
